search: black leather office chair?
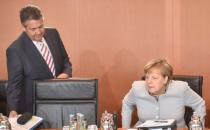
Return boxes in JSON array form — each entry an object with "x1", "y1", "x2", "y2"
[
  {"x1": 33, "y1": 78, "x2": 98, "y2": 128},
  {"x1": 172, "y1": 75, "x2": 203, "y2": 126},
  {"x1": 141, "y1": 75, "x2": 203, "y2": 126}
]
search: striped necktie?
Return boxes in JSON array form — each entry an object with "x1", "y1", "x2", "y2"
[{"x1": 40, "y1": 42, "x2": 56, "y2": 77}]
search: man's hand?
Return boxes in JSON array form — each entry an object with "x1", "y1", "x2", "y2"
[
  {"x1": 57, "y1": 73, "x2": 69, "y2": 79},
  {"x1": 9, "y1": 110, "x2": 18, "y2": 118}
]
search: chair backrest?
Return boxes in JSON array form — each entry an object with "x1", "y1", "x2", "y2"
[
  {"x1": 172, "y1": 75, "x2": 203, "y2": 126},
  {"x1": 172, "y1": 75, "x2": 202, "y2": 96},
  {"x1": 34, "y1": 78, "x2": 98, "y2": 128}
]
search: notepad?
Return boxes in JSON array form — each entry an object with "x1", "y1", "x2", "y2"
[
  {"x1": 137, "y1": 119, "x2": 177, "y2": 130},
  {"x1": 9, "y1": 115, "x2": 43, "y2": 130}
]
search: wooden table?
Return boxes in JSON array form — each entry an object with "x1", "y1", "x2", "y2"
[
  {"x1": 38, "y1": 129, "x2": 61, "y2": 130},
  {"x1": 38, "y1": 128, "x2": 210, "y2": 130}
]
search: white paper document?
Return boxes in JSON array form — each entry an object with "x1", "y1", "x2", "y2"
[
  {"x1": 9, "y1": 115, "x2": 43, "y2": 130},
  {"x1": 137, "y1": 119, "x2": 176, "y2": 128}
]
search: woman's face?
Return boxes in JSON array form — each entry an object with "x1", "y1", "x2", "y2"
[{"x1": 145, "y1": 67, "x2": 168, "y2": 95}]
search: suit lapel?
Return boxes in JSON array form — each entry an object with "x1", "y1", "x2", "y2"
[{"x1": 22, "y1": 32, "x2": 53, "y2": 76}]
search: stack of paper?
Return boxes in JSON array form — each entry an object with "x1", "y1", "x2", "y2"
[
  {"x1": 137, "y1": 119, "x2": 176, "y2": 130},
  {"x1": 9, "y1": 115, "x2": 43, "y2": 130}
]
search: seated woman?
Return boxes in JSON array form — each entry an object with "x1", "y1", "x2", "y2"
[{"x1": 121, "y1": 58, "x2": 206, "y2": 128}]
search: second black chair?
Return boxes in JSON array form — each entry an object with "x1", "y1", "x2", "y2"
[{"x1": 33, "y1": 78, "x2": 98, "y2": 128}]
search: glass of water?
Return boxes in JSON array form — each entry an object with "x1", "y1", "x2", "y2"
[{"x1": 87, "y1": 124, "x2": 98, "y2": 130}]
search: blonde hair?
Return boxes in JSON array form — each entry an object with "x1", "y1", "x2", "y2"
[{"x1": 144, "y1": 59, "x2": 173, "y2": 85}]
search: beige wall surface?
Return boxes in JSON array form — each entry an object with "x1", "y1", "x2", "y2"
[{"x1": 0, "y1": 0, "x2": 210, "y2": 127}]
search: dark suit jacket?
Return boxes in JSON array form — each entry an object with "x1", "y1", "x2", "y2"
[{"x1": 6, "y1": 28, "x2": 72, "y2": 114}]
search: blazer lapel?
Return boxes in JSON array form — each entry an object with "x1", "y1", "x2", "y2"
[{"x1": 22, "y1": 32, "x2": 53, "y2": 76}]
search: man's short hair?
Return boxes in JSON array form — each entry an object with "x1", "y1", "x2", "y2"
[{"x1": 20, "y1": 4, "x2": 42, "y2": 26}]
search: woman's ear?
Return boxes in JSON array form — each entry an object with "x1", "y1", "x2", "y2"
[{"x1": 164, "y1": 76, "x2": 168, "y2": 84}]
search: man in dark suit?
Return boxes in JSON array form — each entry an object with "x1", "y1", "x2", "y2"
[{"x1": 6, "y1": 4, "x2": 72, "y2": 117}]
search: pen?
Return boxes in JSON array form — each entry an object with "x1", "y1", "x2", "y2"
[{"x1": 154, "y1": 120, "x2": 168, "y2": 123}]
